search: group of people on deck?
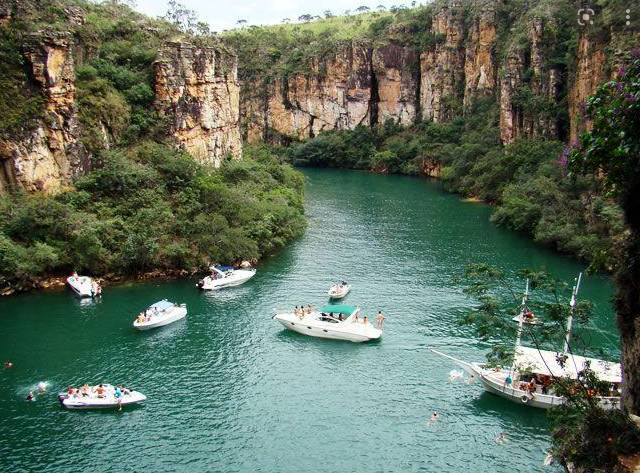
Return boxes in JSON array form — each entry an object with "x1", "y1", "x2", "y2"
[
  {"x1": 65, "y1": 383, "x2": 130, "y2": 399},
  {"x1": 292, "y1": 305, "x2": 385, "y2": 328}
]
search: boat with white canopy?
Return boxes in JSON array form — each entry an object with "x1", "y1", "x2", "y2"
[
  {"x1": 133, "y1": 300, "x2": 187, "y2": 330},
  {"x1": 66, "y1": 272, "x2": 101, "y2": 298},
  {"x1": 431, "y1": 275, "x2": 622, "y2": 409},
  {"x1": 273, "y1": 304, "x2": 382, "y2": 342},
  {"x1": 197, "y1": 265, "x2": 256, "y2": 290},
  {"x1": 58, "y1": 384, "x2": 146, "y2": 410},
  {"x1": 328, "y1": 281, "x2": 351, "y2": 299}
]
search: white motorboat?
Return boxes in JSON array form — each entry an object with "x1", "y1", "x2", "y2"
[
  {"x1": 197, "y1": 265, "x2": 256, "y2": 290},
  {"x1": 58, "y1": 384, "x2": 146, "y2": 410},
  {"x1": 273, "y1": 304, "x2": 382, "y2": 342},
  {"x1": 431, "y1": 275, "x2": 622, "y2": 410},
  {"x1": 66, "y1": 273, "x2": 101, "y2": 298},
  {"x1": 133, "y1": 300, "x2": 187, "y2": 330},
  {"x1": 328, "y1": 281, "x2": 351, "y2": 299}
]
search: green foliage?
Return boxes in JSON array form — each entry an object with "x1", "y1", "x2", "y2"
[
  {"x1": 0, "y1": 144, "x2": 305, "y2": 286},
  {"x1": 0, "y1": 28, "x2": 45, "y2": 138}
]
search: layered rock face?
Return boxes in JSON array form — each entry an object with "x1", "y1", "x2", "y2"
[
  {"x1": 0, "y1": 32, "x2": 87, "y2": 193},
  {"x1": 244, "y1": 42, "x2": 418, "y2": 143},
  {"x1": 419, "y1": 0, "x2": 465, "y2": 122},
  {"x1": 154, "y1": 42, "x2": 242, "y2": 167},
  {"x1": 464, "y1": 2, "x2": 497, "y2": 108}
]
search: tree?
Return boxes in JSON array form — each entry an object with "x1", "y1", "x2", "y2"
[
  {"x1": 356, "y1": 5, "x2": 371, "y2": 12},
  {"x1": 570, "y1": 50, "x2": 640, "y2": 415},
  {"x1": 323, "y1": 10, "x2": 334, "y2": 18},
  {"x1": 298, "y1": 14, "x2": 313, "y2": 23},
  {"x1": 282, "y1": 18, "x2": 291, "y2": 23},
  {"x1": 236, "y1": 19, "x2": 247, "y2": 25},
  {"x1": 164, "y1": 0, "x2": 197, "y2": 33},
  {"x1": 377, "y1": 4, "x2": 387, "y2": 10}
]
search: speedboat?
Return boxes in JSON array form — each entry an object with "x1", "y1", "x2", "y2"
[
  {"x1": 197, "y1": 265, "x2": 256, "y2": 290},
  {"x1": 273, "y1": 304, "x2": 382, "y2": 342},
  {"x1": 328, "y1": 281, "x2": 351, "y2": 299},
  {"x1": 66, "y1": 273, "x2": 101, "y2": 298},
  {"x1": 58, "y1": 384, "x2": 146, "y2": 409},
  {"x1": 133, "y1": 300, "x2": 187, "y2": 330},
  {"x1": 431, "y1": 274, "x2": 622, "y2": 410}
]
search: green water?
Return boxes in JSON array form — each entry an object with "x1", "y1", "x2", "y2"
[{"x1": 0, "y1": 169, "x2": 619, "y2": 473}]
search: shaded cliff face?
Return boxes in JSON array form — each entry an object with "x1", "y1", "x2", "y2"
[
  {"x1": 154, "y1": 42, "x2": 242, "y2": 167},
  {"x1": 0, "y1": 32, "x2": 87, "y2": 193}
]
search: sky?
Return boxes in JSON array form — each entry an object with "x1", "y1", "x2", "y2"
[{"x1": 133, "y1": 0, "x2": 428, "y2": 32}]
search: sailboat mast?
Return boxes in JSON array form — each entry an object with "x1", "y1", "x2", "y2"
[
  {"x1": 563, "y1": 272, "x2": 582, "y2": 353},
  {"x1": 511, "y1": 278, "x2": 529, "y2": 370}
]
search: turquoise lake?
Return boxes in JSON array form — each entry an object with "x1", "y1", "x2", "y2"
[{"x1": 0, "y1": 169, "x2": 619, "y2": 472}]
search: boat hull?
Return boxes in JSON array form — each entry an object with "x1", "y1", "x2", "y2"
[
  {"x1": 273, "y1": 312, "x2": 381, "y2": 343},
  {"x1": 198, "y1": 270, "x2": 256, "y2": 290},
  {"x1": 328, "y1": 285, "x2": 350, "y2": 299},
  {"x1": 67, "y1": 277, "x2": 94, "y2": 298},
  {"x1": 59, "y1": 393, "x2": 146, "y2": 409},
  {"x1": 133, "y1": 307, "x2": 187, "y2": 331}
]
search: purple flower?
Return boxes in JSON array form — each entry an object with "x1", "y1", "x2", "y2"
[
  {"x1": 625, "y1": 93, "x2": 637, "y2": 103},
  {"x1": 617, "y1": 66, "x2": 626, "y2": 77}
]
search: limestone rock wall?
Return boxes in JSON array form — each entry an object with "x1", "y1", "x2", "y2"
[
  {"x1": 0, "y1": 32, "x2": 87, "y2": 193},
  {"x1": 464, "y1": 1, "x2": 497, "y2": 108},
  {"x1": 154, "y1": 42, "x2": 242, "y2": 167},
  {"x1": 419, "y1": 0, "x2": 465, "y2": 122}
]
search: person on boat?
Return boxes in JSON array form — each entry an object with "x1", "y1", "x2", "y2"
[
  {"x1": 96, "y1": 384, "x2": 106, "y2": 398},
  {"x1": 305, "y1": 304, "x2": 313, "y2": 314},
  {"x1": 375, "y1": 311, "x2": 385, "y2": 329},
  {"x1": 67, "y1": 386, "x2": 75, "y2": 396},
  {"x1": 363, "y1": 315, "x2": 368, "y2": 325},
  {"x1": 136, "y1": 313, "x2": 145, "y2": 324},
  {"x1": 4, "y1": 361, "x2": 13, "y2": 369},
  {"x1": 81, "y1": 384, "x2": 90, "y2": 397},
  {"x1": 26, "y1": 391, "x2": 34, "y2": 401},
  {"x1": 504, "y1": 374, "x2": 512, "y2": 387},
  {"x1": 338, "y1": 313, "x2": 344, "y2": 321},
  {"x1": 353, "y1": 312, "x2": 359, "y2": 323}
]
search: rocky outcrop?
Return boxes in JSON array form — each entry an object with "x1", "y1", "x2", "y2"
[
  {"x1": 373, "y1": 44, "x2": 419, "y2": 126},
  {"x1": 499, "y1": 19, "x2": 562, "y2": 144},
  {"x1": 464, "y1": 1, "x2": 498, "y2": 108},
  {"x1": 0, "y1": 32, "x2": 87, "y2": 193},
  {"x1": 154, "y1": 42, "x2": 242, "y2": 166},
  {"x1": 244, "y1": 42, "x2": 419, "y2": 143},
  {"x1": 420, "y1": 0, "x2": 465, "y2": 122}
]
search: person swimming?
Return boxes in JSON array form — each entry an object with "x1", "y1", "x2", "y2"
[
  {"x1": 429, "y1": 411, "x2": 439, "y2": 424},
  {"x1": 26, "y1": 391, "x2": 34, "y2": 401},
  {"x1": 4, "y1": 361, "x2": 13, "y2": 369}
]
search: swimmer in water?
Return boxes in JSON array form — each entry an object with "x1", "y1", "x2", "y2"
[
  {"x1": 26, "y1": 391, "x2": 34, "y2": 401},
  {"x1": 37, "y1": 382, "x2": 47, "y2": 393},
  {"x1": 495, "y1": 432, "x2": 506, "y2": 444},
  {"x1": 429, "y1": 411, "x2": 439, "y2": 424},
  {"x1": 4, "y1": 361, "x2": 13, "y2": 369}
]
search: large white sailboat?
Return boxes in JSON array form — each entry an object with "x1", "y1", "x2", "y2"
[{"x1": 431, "y1": 275, "x2": 622, "y2": 409}]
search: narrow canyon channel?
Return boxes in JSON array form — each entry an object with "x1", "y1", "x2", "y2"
[{"x1": 0, "y1": 169, "x2": 619, "y2": 473}]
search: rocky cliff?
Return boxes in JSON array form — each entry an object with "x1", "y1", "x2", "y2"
[
  {"x1": 0, "y1": 32, "x2": 87, "y2": 193},
  {"x1": 240, "y1": 0, "x2": 636, "y2": 147},
  {"x1": 154, "y1": 42, "x2": 242, "y2": 167}
]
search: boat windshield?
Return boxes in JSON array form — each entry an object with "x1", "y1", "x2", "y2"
[
  {"x1": 148, "y1": 300, "x2": 174, "y2": 312},
  {"x1": 319, "y1": 305, "x2": 357, "y2": 317}
]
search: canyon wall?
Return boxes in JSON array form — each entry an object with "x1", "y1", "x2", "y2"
[
  {"x1": 241, "y1": 0, "x2": 634, "y2": 147},
  {"x1": 0, "y1": 32, "x2": 87, "y2": 193},
  {"x1": 154, "y1": 42, "x2": 242, "y2": 167}
]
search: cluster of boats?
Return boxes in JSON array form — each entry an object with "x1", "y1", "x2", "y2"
[{"x1": 60, "y1": 265, "x2": 622, "y2": 413}]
